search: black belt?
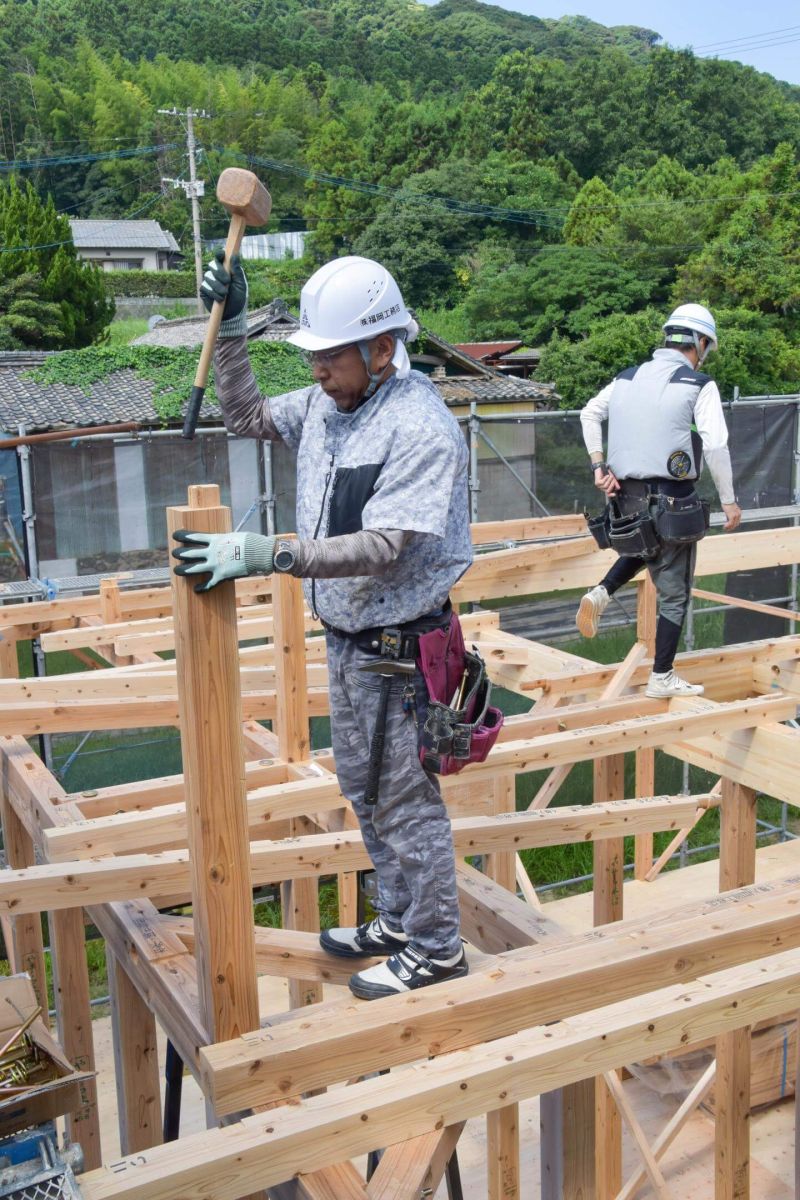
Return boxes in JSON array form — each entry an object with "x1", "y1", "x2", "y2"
[
  {"x1": 323, "y1": 600, "x2": 452, "y2": 659},
  {"x1": 619, "y1": 478, "x2": 696, "y2": 499}
]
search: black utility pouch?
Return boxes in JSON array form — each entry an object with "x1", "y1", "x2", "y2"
[
  {"x1": 607, "y1": 502, "x2": 660, "y2": 559},
  {"x1": 584, "y1": 506, "x2": 612, "y2": 550},
  {"x1": 653, "y1": 493, "x2": 709, "y2": 545}
]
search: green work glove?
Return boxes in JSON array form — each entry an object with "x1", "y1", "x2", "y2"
[
  {"x1": 172, "y1": 530, "x2": 276, "y2": 593},
  {"x1": 199, "y1": 251, "x2": 249, "y2": 337}
]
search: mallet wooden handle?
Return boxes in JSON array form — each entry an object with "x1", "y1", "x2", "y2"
[{"x1": 183, "y1": 212, "x2": 248, "y2": 439}]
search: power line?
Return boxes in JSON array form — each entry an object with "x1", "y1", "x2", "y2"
[
  {"x1": 693, "y1": 23, "x2": 800, "y2": 51},
  {"x1": 0, "y1": 143, "x2": 179, "y2": 172}
]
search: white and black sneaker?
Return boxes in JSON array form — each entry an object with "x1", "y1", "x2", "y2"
[
  {"x1": 349, "y1": 944, "x2": 469, "y2": 1000},
  {"x1": 319, "y1": 916, "x2": 409, "y2": 959}
]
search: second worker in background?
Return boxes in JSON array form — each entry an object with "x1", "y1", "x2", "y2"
[{"x1": 577, "y1": 303, "x2": 742, "y2": 697}]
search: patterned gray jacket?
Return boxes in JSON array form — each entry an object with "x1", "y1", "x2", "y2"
[{"x1": 214, "y1": 337, "x2": 472, "y2": 633}]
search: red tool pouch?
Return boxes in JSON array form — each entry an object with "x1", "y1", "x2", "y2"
[{"x1": 415, "y1": 613, "x2": 504, "y2": 775}]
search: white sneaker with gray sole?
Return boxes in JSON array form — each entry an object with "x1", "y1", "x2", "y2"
[
  {"x1": 349, "y1": 944, "x2": 468, "y2": 1000},
  {"x1": 576, "y1": 584, "x2": 610, "y2": 638},
  {"x1": 645, "y1": 670, "x2": 704, "y2": 698},
  {"x1": 320, "y1": 915, "x2": 408, "y2": 959}
]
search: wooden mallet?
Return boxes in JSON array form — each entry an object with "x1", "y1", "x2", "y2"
[{"x1": 183, "y1": 167, "x2": 272, "y2": 439}]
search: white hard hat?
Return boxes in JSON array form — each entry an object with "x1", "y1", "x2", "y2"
[
  {"x1": 663, "y1": 303, "x2": 718, "y2": 350},
  {"x1": 288, "y1": 256, "x2": 419, "y2": 352}
]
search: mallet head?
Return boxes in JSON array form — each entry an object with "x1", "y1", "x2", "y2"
[{"x1": 216, "y1": 168, "x2": 272, "y2": 226}]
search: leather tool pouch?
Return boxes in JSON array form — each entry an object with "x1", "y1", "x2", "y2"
[
  {"x1": 584, "y1": 506, "x2": 612, "y2": 550},
  {"x1": 652, "y1": 493, "x2": 710, "y2": 545},
  {"x1": 415, "y1": 614, "x2": 503, "y2": 776},
  {"x1": 607, "y1": 500, "x2": 660, "y2": 560}
]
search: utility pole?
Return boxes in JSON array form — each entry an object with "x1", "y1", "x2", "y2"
[{"x1": 158, "y1": 106, "x2": 210, "y2": 314}]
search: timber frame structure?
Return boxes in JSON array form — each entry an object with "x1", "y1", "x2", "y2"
[{"x1": 1, "y1": 485, "x2": 800, "y2": 1199}]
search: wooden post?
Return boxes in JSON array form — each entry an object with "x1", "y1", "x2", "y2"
[
  {"x1": 50, "y1": 907, "x2": 102, "y2": 1169},
  {"x1": 108, "y1": 948, "x2": 162, "y2": 1155},
  {"x1": 715, "y1": 778, "x2": 757, "y2": 1200},
  {"x1": 167, "y1": 485, "x2": 259, "y2": 1047},
  {"x1": 272, "y1": 570, "x2": 322, "y2": 1009},
  {"x1": 634, "y1": 575, "x2": 657, "y2": 879},
  {"x1": 484, "y1": 774, "x2": 520, "y2": 1200},
  {"x1": 592, "y1": 752, "x2": 624, "y2": 1200},
  {"x1": 0, "y1": 793, "x2": 49, "y2": 1022}
]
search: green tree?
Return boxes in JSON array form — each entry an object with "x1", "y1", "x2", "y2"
[
  {"x1": 563, "y1": 177, "x2": 622, "y2": 247},
  {"x1": 0, "y1": 272, "x2": 64, "y2": 349},
  {"x1": 0, "y1": 176, "x2": 114, "y2": 347},
  {"x1": 536, "y1": 309, "x2": 663, "y2": 408}
]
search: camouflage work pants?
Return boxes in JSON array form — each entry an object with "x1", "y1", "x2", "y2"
[{"x1": 326, "y1": 631, "x2": 462, "y2": 959}]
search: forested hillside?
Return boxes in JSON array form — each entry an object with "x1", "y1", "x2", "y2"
[{"x1": 1, "y1": 0, "x2": 799, "y2": 398}]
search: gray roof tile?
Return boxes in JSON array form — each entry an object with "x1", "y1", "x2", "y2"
[{"x1": 69, "y1": 219, "x2": 180, "y2": 252}]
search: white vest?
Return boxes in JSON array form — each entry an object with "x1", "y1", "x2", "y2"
[{"x1": 607, "y1": 349, "x2": 707, "y2": 482}]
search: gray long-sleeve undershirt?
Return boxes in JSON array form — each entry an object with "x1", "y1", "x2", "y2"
[{"x1": 214, "y1": 337, "x2": 410, "y2": 578}]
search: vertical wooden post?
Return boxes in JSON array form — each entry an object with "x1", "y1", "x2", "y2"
[
  {"x1": 485, "y1": 773, "x2": 520, "y2": 1200},
  {"x1": 49, "y1": 907, "x2": 101, "y2": 1169},
  {"x1": 108, "y1": 948, "x2": 162, "y2": 1155},
  {"x1": 592, "y1": 752, "x2": 624, "y2": 1200},
  {"x1": 0, "y1": 795, "x2": 49, "y2": 1022},
  {"x1": 167, "y1": 484, "x2": 259, "y2": 1048},
  {"x1": 634, "y1": 575, "x2": 657, "y2": 879},
  {"x1": 272, "y1": 570, "x2": 322, "y2": 1009},
  {"x1": 715, "y1": 778, "x2": 756, "y2": 1200}
]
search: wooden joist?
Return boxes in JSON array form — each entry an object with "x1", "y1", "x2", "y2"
[
  {"x1": 80, "y1": 947, "x2": 800, "y2": 1200},
  {"x1": 200, "y1": 874, "x2": 800, "y2": 1114},
  {"x1": 7, "y1": 795, "x2": 712, "y2": 910}
]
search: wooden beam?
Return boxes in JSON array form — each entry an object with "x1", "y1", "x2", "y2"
[
  {"x1": 715, "y1": 778, "x2": 757, "y2": 1200},
  {"x1": 635, "y1": 575, "x2": 658, "y2": 879},
  {"x1": 592, "y1": 753, "x2": 624, "y2": 1200},
  {"x1": 451, "y1": 526, "x2": 800, "y2": 603},
  {"x1": 200, "y1": 874, "x2": 800, "y2": 1114},
  {"x1": 0, "y1": 795, "x2": 726, "y2": 915},
  {"x1": 108, "y1": 948, "x2": 163, "y2": 1155},
  {"x1": 50, "y1": 906, "x2": 102, "y2": 1169},
  {"x1": 665, "y1": 709, "x2": 800, "y2": 806},
  {"x1": 273, "y1": 570, "x2": 322, "y2": 1011},
  {"x1": 516, "y1": 635, "x2": 800, "y2": 699},
  {"x1": 81, "y1": 948, "x2": 800, "y2": 1200},
  {"x1": 167, "y1": 485, "x2": 259, "y2": 1049}
]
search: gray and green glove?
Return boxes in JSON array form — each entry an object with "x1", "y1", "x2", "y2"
[
  {"x1": 172, "y1": 530, "x2": 276, "y2": 593},
  {"x1": 199, "y1": 251, "x2": 249, "y2": 338}
]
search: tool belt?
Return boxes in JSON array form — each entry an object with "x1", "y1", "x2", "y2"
[
  {"x1": 584, "y1": 480, "x2": 709, "y2": 559},
  {"x1": 323, "y1": 601, "x2": 453, "y2": 660}
]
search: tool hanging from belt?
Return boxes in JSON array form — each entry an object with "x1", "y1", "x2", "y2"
[{"x1": 360, "y1": 627, "x2": 417, "y2": 807}]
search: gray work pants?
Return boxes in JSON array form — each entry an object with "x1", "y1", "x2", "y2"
[{"x1": 326, "y1": 631, "x2": 462, "y2": 959}]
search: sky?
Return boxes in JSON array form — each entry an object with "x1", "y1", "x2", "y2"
[{"x1": 458, "y1": 0, "x2": 800, "y2": 86}]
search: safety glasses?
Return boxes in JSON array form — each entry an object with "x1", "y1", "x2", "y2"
[{"x1": 299, "y1": 342, "x2": 356, "y2": 368}]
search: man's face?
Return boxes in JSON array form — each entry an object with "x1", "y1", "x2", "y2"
[{"x1": 310, "y1": 335, "x2": 395, "y2": 411}]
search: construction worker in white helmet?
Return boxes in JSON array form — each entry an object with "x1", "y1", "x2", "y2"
[
  {"x1": 172, "y1": 253, "x2": 473, "y2": 999},
  {"x1": 576, "y1": 303, "x2": 741, "y2": 697}
]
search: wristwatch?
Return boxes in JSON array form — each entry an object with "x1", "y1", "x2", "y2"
[
  {"x1": 273, "y1": 538, "x2": 298, "y2": 574},
  {"x1": 592, "y1": 461, "x2": 609, "y2": 474}
]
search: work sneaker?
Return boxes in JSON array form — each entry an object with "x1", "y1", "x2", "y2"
[
  {"x1": 319, "y1": 916, "x2": 408, "y2": 960},
  {"x1": 576, "y1": 584, "x2": 610, "y2": 638},
  {"x1": 645, "y1": 670, "x2": 704, "y2": 699},
  {"x1": 349, "y1": 944, "x2": 469, "y2": 1000}
]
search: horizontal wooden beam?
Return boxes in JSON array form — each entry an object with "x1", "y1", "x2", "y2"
[
  {"x1": 453, "y1": 526, "x2": 800, "y2": 602},
  {"x1": 80, "y1": 946, "x2": 800, "y2": 1200},
  {"x1": 0, "y1": 686, "x2": 331, "y2": 735},
  {"x1": 512, "y1": 635, "x2": 800, "y2": 698},
  {"x1": 10, "y1": 795, "x2": 709, "y2": 907},
  {"x1": 200, "y1": 873, "x2": 800, "y2": 1113}
]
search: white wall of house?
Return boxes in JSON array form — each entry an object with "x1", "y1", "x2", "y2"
[{"x1": 77, "y1": 248, "x2": 167, "y2": 271}]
